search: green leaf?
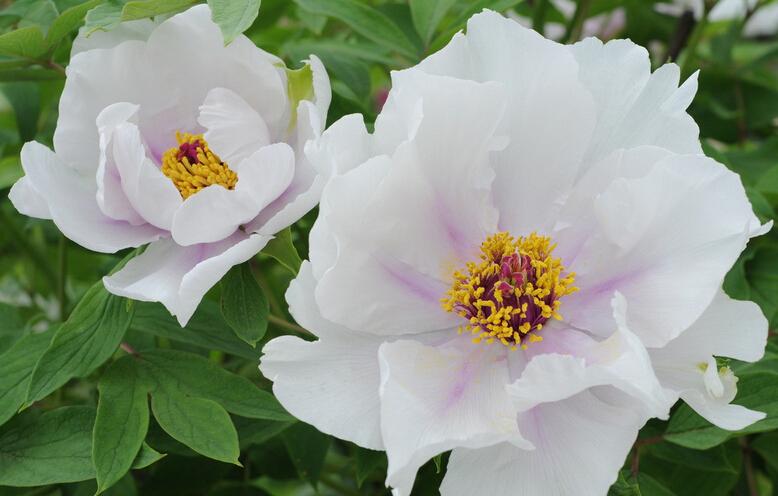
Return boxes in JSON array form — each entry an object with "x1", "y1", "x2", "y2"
[
  {"x1": 130, "y1": 301, "x2": 260, "y2": 360},
  {"x1": 234, "y1": 417, "x2": 295, "y2": 449},
  {"x1": 282, "y1": 422, "x2": 331, "y2": 484},
  {"x1": 608, "y1": 470, "x2": 641, "y2": 496},
  {"x1": 410, "y1": 0, "x2": 456, "y2": 45},
  {"x1": 0, "y1": 330, "x2": 53, "y2": 426},
  {"x1": 83, "y1": 0, "x2": 123, "y2": 34},
  {"x1": 638, "y1": 442, "x2": 741, "y2": 496},
  {"x1": 93, "y1": 356, "x2": 151, "y2": 494},
  {"x1": 665, "y1": 372, "x2": 778, "y2": 450},
  {"x1": 261, "y1": 227, "x2": 303, "y2": 275},
  {"x1": 752, "y1": 431, "x2": 778, "y2": 472},
  {"x1": 354, "y1": 446, "x2": 385, "y2": 488},
  {"x1": 208, "y1": 0, "x2": 261, "y2": 44},
  {"x1": 132, "y1": 442, "x2": 165, "y2": 469},
  {"x1": 220, "y1": 263, "x2": 269, "y2": 347},
  {"x1": 139, "y1": 349, "x2": 292, "y2": 421},
  {"x1": 27, "y1": 282, "x2": 135, "y2": 403},
  {"x1": 121, "y1": 0, "x2": 197, "y2": 21},
  {"x1": 0, "y1": 26, "x2": 48, "y2": 58},
  {"x1": 0, "y1": 406, "x2": 96, "y2": 486},
  {"x1": 150, "y1": 387, "x2": 240, "y2": 465},
  {"x1": 293, "y1": 0, "x2": 418, "y2": 59},
  {"x1": 2, "y1": 81, "x2": 41, "y2": 142},
  {"x1": 45, "y1": 0, "x2": 103, "y2": 47},
  {"x1": 0, "y1": 68, "x2": 64, "y2": 81}
]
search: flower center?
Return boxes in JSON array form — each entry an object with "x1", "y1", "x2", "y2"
[
  {"x1": 161, "y1": 132, "x2": 238, "y2": 199},
  {"x1": 442, "y1": 232, "x2": 577, "y2": 350}
]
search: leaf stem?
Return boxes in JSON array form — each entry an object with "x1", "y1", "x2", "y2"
[
  {"x1": 564, "y1": 0, "x2": 593, "y2": 43},
  {"x1": 740, "y1": 437, "x2": 758, "y2": 496},
  {"x1": 678, "y1": 5, "x2": 710, "y2": 77},
  {"x1": 267, "y1": 314, "x2": 313, "y2": 336},
  {"x1": 532, "y1": 0, "x2": 549, "y2": 34}
]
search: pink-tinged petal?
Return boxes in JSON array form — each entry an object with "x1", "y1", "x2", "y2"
[
  {"x1": 566, "y1": 154, "x2": 758, "y2": 347},
  {"x1": 509, "y1": 293, "x2": 673, "y2": 418},
  {"x1": 440, "y1": 389, "x2": 646, "y2": 496},
  {"x1": 95, "y1": 103, "x2": 146, "y2": 225},
  {"x1": 103, "y1": 232, "x2": 270, "y2": 326},
  {"x1": 378, "y1": 337, "x2": 531, "y2": 495},
  {"x1": 110, "y1": 120, "x2": 182, "y2": 230},
  {"x1": 13, "y1": 142, "x2": 164, "y2": 253},
  {"x1": 198, "y1": 87, "x2": 272, "y2": 166},
  {"x1": 170, "y1": 143, "x2": 295, "y2": 246}
]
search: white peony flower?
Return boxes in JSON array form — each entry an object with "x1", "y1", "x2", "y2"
[
  {"x1": 260, "y1": 11, "x2": 770, "y2": 496},
  {"x1": 9, "y1": 5, "x2": 330, "y2": 325},
  {"x1": 657, "y1": 0, "x2": 778, "y2": 37}
]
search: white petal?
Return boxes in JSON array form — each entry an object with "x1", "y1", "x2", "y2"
[
  {"x1": 650, "y1": 290, "x2": 768, "y2": 430},
  {"x1": 570, "y1": 37, "x2": 702, "y2": 164},
  {"x1": 199, "y1": 87, "x2": 272, "y2": 165},
  {"x1": 508, "y1": 293, "x2": 673, "y2": 418},
  {"x1": 95, "y1": 102, "x2": 146, "y2": 224},
  {"x1": 145, "y1": 5, "x2": 288, "y2": 139},
  {"x1": 110, "y1": 121, "x2": 182, "y2": 230},
  {"x1": 103, "y1": 232, "x2": 270, "y2": 326},
  {"x1": 314, "y1": 72, "x2": 509, "y2": 335},
  {"x1": 379, "y1": 338, "x2": 530, "y2": 495},
  {"x1": 440, "y1": 390, "x2": 645, "y2": 496},
  {"x1": 566, "y1": 154, "x2": 756, "y2": 347},
  {"x1": 243, "y1": 101, "x2": 324, "y2": 235},
  {"x1": 14, "y1": 142, "x2": 163, "y2": 253},
  {"x1": 171, "y1": 143, "x2": 295, "y2": 246},
  {"x1": 55, "y1": 39, "x2": 158, "y2": 173},
  {"x1": 9, "y1": 176, "x2": 50, "y2": 219},
  {"x1": 72, "y1": 19, "x2": 156, "y2": 56}
]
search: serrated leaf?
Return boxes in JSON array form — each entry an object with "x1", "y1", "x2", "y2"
[
  {"x1": 221, "y1": 263, "x2": 269, "y2": 347},
  {"x1": 261, "y1": 227, "x2": 303, "y2": 275},
  {"x1": 282, "y1": 422, "x2": 331, "y2": 484},
  {"x1": 151, "y1": 387, "x2": 240, "y2": 465},
  {"x1": 130, "y1": 301, "x2": 260, "y2": 360},
  {"x1": 121, "y1": 0, "x2": 196, "y2": 21},
  {"x1": 208, "y1": 0, "x2": 261, "y2": 44},
  {"x1": 0, "y1": 406, "x2": 96, "y2": 486},
  {"x1": 294, "y1": 0, "x2": 418, "y2": 59},
  {"x1": 46, "y1": 0, "x2": 103, "y2": 47},
  {"x1": 27, "y1": 282, "x2": 135, "y2": 403},
  {"x1": 0, "y1": 330, "x2": 53, "y2": 426},
  {"x1": 138, "y1": 349, "x2": 291, "y2": 421},
  {"x1": 410, "y1": 0, "x2": 456, "y2": 45},
  {"x1": 93, "y1": 356, "x2": 151, "y2": 494},
  {"x1": 0, "y1": 26, "x2": 48, "y2": 58}
]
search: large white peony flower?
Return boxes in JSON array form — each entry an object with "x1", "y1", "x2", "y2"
[
  {"x1": 260, "y1": 10, "x2": 770, "y2": 496},
  {"x1": 9, "y1": 5, "x2": 330, "y2": 325}
]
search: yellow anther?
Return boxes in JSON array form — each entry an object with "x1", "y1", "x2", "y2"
[{"x1": 161, "y1": 132, "x2": 237, "y2": 199}]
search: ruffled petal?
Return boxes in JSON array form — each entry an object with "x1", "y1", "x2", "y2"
[
  {"x1": 171, "y1": 143, "x2": 294, "y2": 246},
  {"x1": 259, "y1": 263, "x2": 385, "y2": 449},
  {"x1": 379, "y1": 337, "x2": 530, "y2": 495},
  {"x1": 13, "y1": 142, "x2": 164, "y2": 253},
  {"x1": 103, "y1": 232, "x2": 270, "y2": 326},
  {"x1": 439, "y1": 390, "x2": 646, "y2": 496}
]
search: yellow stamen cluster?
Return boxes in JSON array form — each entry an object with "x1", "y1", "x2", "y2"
[
  {"x1": 161, "y1": 132, "x2": 237, "y2": 199},
  {"x1": 441, "y1": 232, "x2": 577, "y2": 350}
]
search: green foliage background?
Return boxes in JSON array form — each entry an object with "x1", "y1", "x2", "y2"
[{"x1": 0, "y1": 0, "x2": 776, "y2": 495}]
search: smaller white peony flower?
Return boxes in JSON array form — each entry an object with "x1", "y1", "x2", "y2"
[
  {"x1": 10, "y1": 5, "x2": 331, "y2": 325},
  {"x1": 260, "y1": 10, "x2": 770, "y2": 496},
  {"x1": 657, "y1": 0, "x2": 778, "y2": 37}
]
